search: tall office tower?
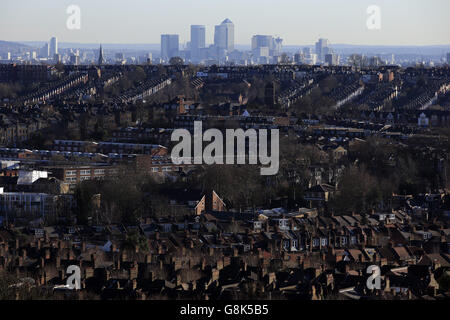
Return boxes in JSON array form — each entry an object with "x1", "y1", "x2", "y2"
[
  {"x1": 447, "y1": 53, "x2": 450, "y2": 64},
  {"x1": 214, "y1": 19, "x2": 235, "y2": 53},
  {"x1": 251, "y1": 35, "x2": 283, "y2": 59},
  {"x1": 252, "y1": 35, "x2": 272, "y2": 59},
  {"x1": 54, "y1": 53, "x2": 62, "y2": 63},
  {"x1": 50, "y1": 37, "x2": 58, "y2": 57},
  {"x1": 273, "y1": 37, "x2": 283, "y2": 57},
  {"x1": 115, "y1": 52, "x2": 125, "y2": 61},
  {"x1": 6, "y1": 52, "x2": 11, "y2": 60},
  {"x1": 315, "y1": 38, "x2": 330, "y2": 61},
  {"x1": 252, "y1": 35, "x2": 273, "y2": 51},
  {"x1": 190, "y1": 25, "x2": 206, "y2": 62},
  {"x1": 41, "y1": 43, "x2": 49, "y2": 58},
  {"x1": 146, "y1": 52, "x2": 153, "y2": 64},
  {"x1": 325, "y1": 53, "x2": 339, "y2": 66},
  {"x1": 294, "y1": 52, "x2": 305, "y2": 64},
  {"x1": 98, "y1": 45, "x2": 105, "y2": 65},
  {"x1": 161, "y1": 34, "x2": 180, "y2": 60}
]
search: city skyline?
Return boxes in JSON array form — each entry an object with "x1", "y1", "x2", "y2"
[{"x1": 1, "y1": 0, "x2": 450, "y2": 46}]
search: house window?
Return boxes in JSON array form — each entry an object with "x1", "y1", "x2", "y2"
[
  {"x1": 321, "y1": 238, "x2": 328, "y2": 246},
  {"x1": 66, "y1": 170, "x2": 76, "y2": 176},
  {"x1": 80, "y1": 170, "x2": 91, "y2": 175}
]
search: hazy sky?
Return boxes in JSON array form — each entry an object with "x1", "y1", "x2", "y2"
[{"x1": 1, "y1": 0, "x2": 449, "y2": 46}]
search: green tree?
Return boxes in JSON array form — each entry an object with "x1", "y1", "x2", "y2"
[{"x1": 169, "y1": 57, "x2": 184, "y2": 66}]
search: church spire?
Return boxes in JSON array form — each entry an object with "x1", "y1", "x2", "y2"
[{"x1": 98, "y1": 44, "x2": 105, "y2": 65}]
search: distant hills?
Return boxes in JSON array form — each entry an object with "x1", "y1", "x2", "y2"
[
  {"x1": 283, "y1": 44, "x2": 450, "y2": 56},
  {"x1": 20, "y1": 41, "x2": 161, "y2": 51},
  {"x1": 0, "y1": 40, "x2": 32, "y2": 54}
]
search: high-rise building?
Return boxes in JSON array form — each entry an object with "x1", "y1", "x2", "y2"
[
  {"x1": 50, "y1": 37, "x2": 58, "y2": 57},
  {"x1": 294, "y1": 52, "x2": 305, "y2": 64},
  {"x1": 190, "y1": 25, "x2": 206, "y2": 62},
  {"x1": 315, "y1": 38, "x2": 330, "y2": 61},
  {"x1": 273, "y1": 37, "x2": 283, "y2": 57},
  {"x1": 214, "y1": 19, "x2": 235, "y2": 53},
  {"x1": 69, "y1": 54, "x2": 80, "y2": 65},
  {"x1": 325, "y1": 53, "x2": 340, "y2": 66},
  {"x1": 252, "y1": 35, "x2": 272, "y2": 60},
  {"x1": 251, "y1": 35, "x2": 283, "y2": 59},
  {"x1": 115, "y1": 53, "x2": 125, "y2": 61},
  {"x1": 252, "y1": 35, "x2": 273, "y2": 51},
  {"x1": 304, "y1": 53, "x2": 318, "y2": 65},
  {"x1": 146, "y1": 52, "x2": 153, "y2": 64},
  {"x1": 54, "y1": 54, "x2": 61, "y2": 63},
  {"x1": 161, "y1": 34, "x2": 180, "y2": 60},
  {"x1": 41, "y1": 43, "x2": 49, "y2": 58},
  {"x1": 447, "y1": 53, "x2": 450, "y2": 64}
]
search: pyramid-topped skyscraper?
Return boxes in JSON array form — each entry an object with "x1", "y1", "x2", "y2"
[{"x1": 214, "y1": 19, "x2": 235, "y2": 52}]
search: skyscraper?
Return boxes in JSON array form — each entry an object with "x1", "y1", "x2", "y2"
[
  {"x1": 447, "y1": 53, "x2": 450, "y2": 64},
  {"x1": 41, "y1": 43, "x2": 49, "y2": 58},
  {"x1": 325, "y1": 53, "x2": 339, "y2": 66},
  {"x1": 50, "y1": 37, "x2": 58, "y2": 58},
  {"x1": 251, "y1": 35, "x2": 283, "y2": 59},
  {"x1": 161, "y1": 34, "x2": 180, "y2": 60},
  {"x1": 315, "y1": 38, "x2": 330, "y2": 62},
  {"x1": 252, "y1": 35, "x2": 273, "y2": 51},
  {"x1": 272, "y1": 37, "x2": 283, "y2": 57},
  {"x1": 294, "y1": 52, "x2": 305, "y2": 64},
  {"x1": 214, "y1": 19, "x2": 235, "y2": 53},
  {"x1": 190, "y1": 25, "x2": 206, "y2": 62}
]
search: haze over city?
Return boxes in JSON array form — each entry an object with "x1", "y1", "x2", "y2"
[
  {"x1": 1, "y1": 0, "x2": 450, "y2": 309},
  {"x1": 1, "y1": 0, "x2": 450, "y2": 46}
]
